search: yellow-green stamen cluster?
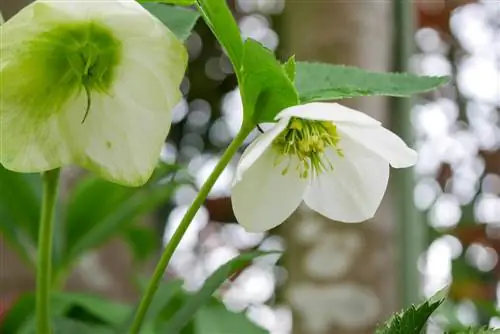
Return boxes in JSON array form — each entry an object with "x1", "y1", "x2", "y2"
[{"x1": 272, "y1": 117, "x2": 343, "y2": 178}]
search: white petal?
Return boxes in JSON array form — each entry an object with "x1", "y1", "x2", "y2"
[
  {"x1": 337, "y1": 124, "x2": 417, "y2": 168},
  {"x1": 232, "y1": 149, "x2": 307, "y2": 232},
  {"x1": 65, "y1": 55, "x2": 183, "y2": 186},
  {"x1": 276, "y1": 102, "x2": 381, "y2": 126},
  {"x1": 304, "y1": 138, "x2": 390, "y2": 223},
  {"x1": 233, "y1": 117, "x2": 290, "y2": 185}
]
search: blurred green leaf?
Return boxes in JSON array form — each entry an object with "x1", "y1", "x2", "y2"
[
  {"x1": 60, "y1": 173, "x2": 178, "y2": 272},
  {"x1": 295, "y1": 62, "x2": 448, "y2": 102},
  {"x1": 117, "y1": 279, "x2": 184, "y2": 333},
  {"x1": 141, "y1": 3, "x2": 200, "y2": 41},
  {"x1": 376, "y1": 288, "x2": 447, "y2": 334},
  {"x1": 196, "y1": 0, "x2": 243, "y2": 70},
  {"x1": 123, "y1": 225, "x2": 160, "y2": 262},
  {"x1": 240, "y1": 39, "x2": 298, "y2": 123},
  {"x1": 19, "y1": 318, "x2": 115, "y2": 334},
  {"x1": 53, "y1": 293, "x2": 131, "y2": 327},
  {"x1": 0, "y1": 293, "x2": 70, "y2": 334},
  {"x1": 283, "y1": 55, "x2": 296, "y2": 83},
  {"x1": 162, "y1": 251, "x2": 280, "y2": 333},
  {"x1": 51, "y1": 318, "x2": 114, "y2": 334},
  {"x1": 195, "y1": 299, "x2": 266, "y2": 334},
  {"x1": 138, "y1": 0, "x2": 195, "y2": 5},
  {"x1": 0, "y1": 167, "x2": 41, "y2": 263}
]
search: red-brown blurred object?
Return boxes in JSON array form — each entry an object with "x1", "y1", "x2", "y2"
[{"x1": 415, "y1": 0, "x2": 477, "y2": 32}]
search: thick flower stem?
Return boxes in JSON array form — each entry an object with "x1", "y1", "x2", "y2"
[
  {"x1": 36, "y1": 168, "x2": 61, "y2": 334},
  {"x1": 129, "y1": 125, "x2": 252, "y2": 334}
]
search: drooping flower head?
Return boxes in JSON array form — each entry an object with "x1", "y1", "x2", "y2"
[
  {"x1": 0, "y1": 0, "x2": 187, "y2": 186},
  {"x1": 232, "y1": 102, "x2": 418, "y2": 232}
]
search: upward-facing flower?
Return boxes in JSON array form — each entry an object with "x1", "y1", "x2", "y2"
[
  {"x1": 0, "y1": 0, "x2": 187, "y2": 186},
  {"x1": 231, "y1": 102, "x2": 418, "y2": 232}
]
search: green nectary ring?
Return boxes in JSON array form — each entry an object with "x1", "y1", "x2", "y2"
[{"x1": 6, "y1": 21, "x2": 122, "y2": 122}]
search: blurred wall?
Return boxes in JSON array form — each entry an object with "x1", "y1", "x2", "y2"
[{"x1": 279, "y1": 2, "x2": 399, "y2": 333}]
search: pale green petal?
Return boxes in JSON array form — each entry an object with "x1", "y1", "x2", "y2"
[
  {"x1": 1, "y1": 0, "x2": 187, "y2": 186},
  {"x1": 69, "y1": 56, "x2": 183, "y2": 187}
]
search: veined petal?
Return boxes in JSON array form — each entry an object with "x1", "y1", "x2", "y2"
[
  {"x1": 233, "y1": 117, "x2": 289, "y2": 185},
  {"x1": 304, "y1": 137, "x2": 390, "y2": 223},
  {"x1": 276, "y1": 102, "x2": 381, "y2": 126},
  {"x1": 0, "y1": 0, "x2": 187, "y2": 186},
  {"x1": 66, "y1": 54, "x2": 184, "y2": 186},
  {"x1": 337, "y1": 123, "x2": 417, "y2": 168},
  {"x1": 232, "y1": 149, "x2": 307, "y2": 232}
]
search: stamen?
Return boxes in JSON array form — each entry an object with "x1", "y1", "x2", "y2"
[{"x1": 272, "y1": 117, "x2": 343, "y2": 178}]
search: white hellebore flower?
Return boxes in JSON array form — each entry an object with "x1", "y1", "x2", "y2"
[
  {"x1": 0, "y1": 0, "x2": 187, "y2": 186},
  {"x1": 232, "y1": 102, "x2": 418, "y2": 232}
]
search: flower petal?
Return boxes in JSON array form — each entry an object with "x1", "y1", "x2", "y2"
[
  {"x1": 232, "y1": 149, "x2": 307, "y2": 232},
  {"x1": 66, "y1": 54, "x2": 184, "y2": 186},
  {"x1": 0, "y1": 0, "x2": 186, "y2": 186},
  {"x1": 337, "y1": 123, "x2": 417, "y2": 168},
  {"x1": 276, "y1": 102, "x2": 381, "y2": 126},
  {"x1": 304, "y1": 138, "x2": 390, "y2": 222},
  {"x1": 233, "y1": 116, "x2": 290, "y2": 185}
]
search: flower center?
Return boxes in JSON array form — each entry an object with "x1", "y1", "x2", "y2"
[
  {"x1": 272, "y1": 117, "x2": 343, "y2": 178},
  {"x1": 9, "y1": 21, "x2": 122, "y2": 121}
]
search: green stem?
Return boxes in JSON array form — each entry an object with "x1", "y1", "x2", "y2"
[
  {"x1": 36, "y1": 168, "x2": 61, "y2": 334},
  {"x1": 129, "y1": 125, "x2": 252, "y2": 334}
]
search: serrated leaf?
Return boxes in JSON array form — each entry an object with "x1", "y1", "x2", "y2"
[
  {"x1": 296, "y1": 62, "x2": 448, "y2": 102},
  {"x1": 141, "y1": 3, "x2": 200, "y2": 41},
  {"x1": 376, "y1": 289, "x2": 447, "y2": 334},
  {"x1": 241, "y1": 39, "x2": 299, "y2": 123},
  {"x1": 196, "y1": 0, "x2": 244, "y2": 70},
  {"x1": 283, "y1": 55, "x2": 296, "y2": 82},
  {"x1": 161, "y1": 251, "x2": 280, "y2": 333}
]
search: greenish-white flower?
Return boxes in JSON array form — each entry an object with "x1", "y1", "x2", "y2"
[
  {"x1": 0, "y1": 0, "x2": 187, "y2": 186},
  {"x1": 231, "y1": 102, "x2": 418, "y2": 232}
]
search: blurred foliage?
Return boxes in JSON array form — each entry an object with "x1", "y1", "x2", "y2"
[
  {"x1": 0, "y1": 253, "x2": 270, "y2": 334},
  {"x1": 0, "y1": 163, "x2": 183, "y2": 278}
]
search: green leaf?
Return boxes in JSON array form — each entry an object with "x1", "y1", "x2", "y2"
[
  {"x1": 52, "y1": 318, "x2": 114, "y2": 334},
  {"x1": 376, "y1": 288, "x2": 447, "y2": 334},
  {"x1": 141, "y1": 3, "x2": 200, "y2": 41},
  {"x1": 283, "y1": 55, "x2": 296, "y2": 82},
  {"x1": 53, "y1": 293, "x2": 131, "y2": 327},
  {"x1": 0, "y1": 293, "x2": 71, "y2": 334},
  {"x1": 116, "y1": 279, "x2": 184, "y2": 333},
  {"x1": 196, "y1": 0, "x2": 244, "y2": 70},
  {"x1": 0, "y1": 167, "x2": 41, "y2": 265},
  {"x1": 138, "y1": 0, "x2": 195, "y2": 5},
  {"x1": 448, "y1": 328, "x2": 500, "y2": 334},
  {"x1": 161, "y1": 251, "x2": 280, "y2": 333},
  {"x1": 60, "y1": 175, "x2": 177, "y2": 272},
  {"x1": 19, "y1": 318, "x2": 115, "y2": 334},
  {"x1": 241, "y1": 39, "x2": 299, "y2": 123},
  {"x1": 195, "y1": 299, "x2": 266, "y2": 334},
  {"x1": 123, "y1": 225, "x2": 160, "y2": 262},
  {"x1": 296, "y1": 62, "x2": 449, "y2": 102}
]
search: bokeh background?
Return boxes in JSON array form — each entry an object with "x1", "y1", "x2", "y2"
[{"x1": 1, "y1": 0, "x2": 499, "y2": 333}]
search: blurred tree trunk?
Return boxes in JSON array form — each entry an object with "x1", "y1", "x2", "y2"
[{"x1": 279, "y1": 2, "x2": 398, "y2": 334}]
